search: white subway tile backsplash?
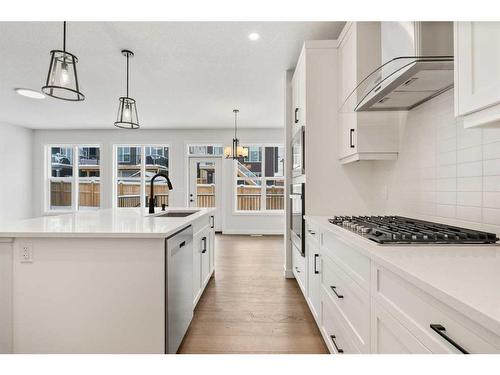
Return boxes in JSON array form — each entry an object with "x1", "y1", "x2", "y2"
[
  {"x1": 457, "y1": 192, "x2": 482, "y2": 207},
  {"x1": 457, "y1": 161, "x2": 482, "y2": 177},
  {"x1": 483, "y1": 159, "x2": 500, "y2": 176},
  {"x1": 457, "y1": 146, "x2": 483, "y2": 163},
  {"x1": 483, "y1": 142, "x2": 500, "y2": 160},
  {"x1": 483, "y1": 176, "x2": 500, "y2": 192},
  {"x1": 456, "y1": 206, "x2": 482, "y2": 222},
  {"x1": 482, "y1": 208, "x2": 500, "y2": 226},
  {"x1": 483, "y1": 192, "x2": 500, "y2": 209},
  {"x1": 375, "y1": 91, "x2": 500, "y2": 233},
  {"x1": 457, "y1": 176, "x2": 482, "y2": 191}
]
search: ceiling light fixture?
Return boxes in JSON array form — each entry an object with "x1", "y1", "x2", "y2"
[
  {"x1": 15, "y1": 88, "x2": 45, "y2": 99},
  {"x1": 114, "y1": 49, "x2": 139, "y2": 129},
  {"x1": 41, "y1": 21, "x2": 85, "y2": 101},
  {"x1": 248, "y1": 32, "x2": 260, "y2": 41},
  {"x1": 224, "y1": 109, "x2": 248, "y2": 159}
]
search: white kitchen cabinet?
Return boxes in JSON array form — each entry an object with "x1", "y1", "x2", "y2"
[
  {"x1": 292, "y1": 242, "x2": 307, "y2": 296},
  {"x1": 455, "y1": 22, "x2": 500, "y2": 128},
  {"x1": 306, "y1": 231, "x2": 321, "y2": 323},
  {"x1": 192, "y1": 221, "x2": 215, "y2": 307},
  {"x1": 371, "y1": 300, "x2": 431, "y2": 354},
  {"x1": 337, "y1": 22, "x2": 403, "y2": 163},
  {"x1": 291, "y1": 50, "x2": 306, "y2": 135}
]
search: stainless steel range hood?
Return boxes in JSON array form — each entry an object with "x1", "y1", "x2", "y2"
[{"x1": 351, "y1": 22, "x2": 454, "y2": 112}]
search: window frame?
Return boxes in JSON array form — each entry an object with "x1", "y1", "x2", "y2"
[
  {"x1": 113, "y1": 144, "x2": 170, "y2": 209},
  {"x1": 233, "y1": 143, "x2": 285, "y2": 215},
  {"x1": 45, "y1": 144, "x2": 102, "y2": 214}
]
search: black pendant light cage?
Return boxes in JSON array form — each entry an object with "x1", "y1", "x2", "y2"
[
  {"x1": 114, "y1": 50, "x2": 139, "y2": 129},
  {"x1": 224, "y1": 109, "x2": 248, "y2": 159},
  {"x1": 42, "y1": 22, "x2": 85, "y2": 101}
]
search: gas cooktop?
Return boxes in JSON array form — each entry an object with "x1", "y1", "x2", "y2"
[{"x1": 328, "y1": 216, "x2": 499, "y2": 244}]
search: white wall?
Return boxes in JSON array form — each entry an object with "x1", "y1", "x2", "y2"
[
  {"x1": 32, "y1": 128, "x2": 284, "y2": 234},
  {"x1": 373, "y1": 90, "x2": 500, "y2": 235},
  {"x1": 0, "y1": 122, "x2": 32, "y2": 222}
]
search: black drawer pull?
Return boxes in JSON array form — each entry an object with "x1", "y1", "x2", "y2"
[
  {"x1": 430, "y1": 324, "x2": 469, "y2": 354},
  {"x1": 295, "y1": 266, "x2": 300, "y2": 273},
  {"x1": 179, "y1": 241, "x2": 186, "y2": 248},
  {"x1": 329, "y1": 335, "x2": 344, "y2": 353},
  {"x1": 201, "y1": 236, "x2": 207, "y2": 253},
  {"x1": 330, "y1": 286, "x2": 344, "y2": 299},
  {"x1": 294, "y1": 108, "x2": 299, "y2": 123},
  {"x1": 308, "y1": 229, "x2": 316, "y2": 235},
  {"x1": 314, "y1": 254, "x2": 319, "y2": 274},
  {"x1": 349, "y1": 128, "x2": 355, "y2": 148}
]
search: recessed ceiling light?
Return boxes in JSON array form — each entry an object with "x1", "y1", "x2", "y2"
[
  {"x1": 15, "y1": 88, "x2": 45, "y2": 99},
  {"x1": 248, "y1": 32, "x2": 260, "y2": 41}
]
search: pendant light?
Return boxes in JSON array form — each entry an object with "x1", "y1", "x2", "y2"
[
  {"x1": 114, "y1": 49, "x2": 139, "y2": 129},
  {"x1": 224, "y1": 109, "x2": 248, "y2": 159},
  {"x1": 41, "y1": 21, "x2": 85, "y2": 101}
]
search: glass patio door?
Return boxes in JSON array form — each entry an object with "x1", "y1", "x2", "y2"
[{"x1": 188, "y1": 157, "x2": 222, "y2": 231}]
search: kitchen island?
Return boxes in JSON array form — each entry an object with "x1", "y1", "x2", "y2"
[{"x1": 0, "y1": 208, "x2": 215, "y2": 354}]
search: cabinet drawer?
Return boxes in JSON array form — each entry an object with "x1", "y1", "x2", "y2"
[
  {"x1": 321, "y1": 231, "x2": 370, "y2": 290},
  {"x1": 322, "y1": 255, "x2": 370, "y2": 352},
  {"x1": 373, "y1": 264, "x2": 500, "y2": 353},
  {"x1": 292, "y1": 244, "x2": 307, "y2": 296},
  {"x1": 321, "y1": 293, "x2": 360, "y2": 354},
  {"x1": 305, "y1": 220, "x2": 320, "y2": 244}
]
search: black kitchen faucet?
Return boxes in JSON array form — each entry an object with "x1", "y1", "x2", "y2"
[{"x1": 148, "y1": 173, "x2": 173, "y2": 214}]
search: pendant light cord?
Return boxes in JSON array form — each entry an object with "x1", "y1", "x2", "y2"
[
  {"x1": 234, "y1": 110, "x2": 237, "y2": 139},
  {"x1": 126, "y1": 53, "x2": 129, "y2": 98},
  {"x1": 63, "y1": 21, "x2": 66, "y2": 52}
]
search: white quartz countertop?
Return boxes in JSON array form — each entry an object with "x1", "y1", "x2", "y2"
[
  {"x1": 305, "y1": 215, "x2": 500, "y2": 337},
  {"x1": 0, "y1": 208, "x2": 215, "y2": 239}
]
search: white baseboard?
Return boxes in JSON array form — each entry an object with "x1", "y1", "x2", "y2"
[
  {"x1": 222, "y1": 229, "x2": 284, "y2": 235},
  {"x1": 284, "y1": 268, "x2": 294, "y2": 279}
]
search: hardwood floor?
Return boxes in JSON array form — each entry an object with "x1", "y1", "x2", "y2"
[{"x1": 178, "y1": 234, "x2": 328, "y2": 354}]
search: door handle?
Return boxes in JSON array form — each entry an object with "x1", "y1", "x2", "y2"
[
  {"x1": 201, "y1": 237, "x2": 207, "y2": 253},
  {"x1": 330, "y1": 286, "x2": 344, "y2": 299},
  {"x1": 430, "y1": 324, "x2": 469, "y2": 354},
  {"x1": 314, "y1": 254, "x2": 319, "y2": 274},
  {"x1": 349, "y1": 129, "x2": 355, "y2": 148},
  {"x1": 330, "y1": 335, "x2": 344, "y2": 353}
]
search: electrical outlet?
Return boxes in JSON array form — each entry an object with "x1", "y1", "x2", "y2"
[{"x1": 19, "y1": 243, "x2": 33, "y2": 263}]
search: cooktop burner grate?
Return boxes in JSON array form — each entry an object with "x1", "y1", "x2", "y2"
[{"x1": 328, "y1": 216, "x2": 499, "y2": 244}]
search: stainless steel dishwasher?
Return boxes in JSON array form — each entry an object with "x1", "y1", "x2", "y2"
[{"x1": 165, "y1": 225, "x2": 193, "y2": 354}]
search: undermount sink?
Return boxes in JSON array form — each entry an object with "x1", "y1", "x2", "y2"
[{"x1": 153, "y1": 210, "x2": 199, "y2": 218}]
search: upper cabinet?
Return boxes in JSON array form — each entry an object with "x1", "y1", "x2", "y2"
[
  {"x1": 455, "y1": 22, "x2": 500, "y2": 128},
  {"x1": 291, "y1": 48, "x2": 306, "y2": 135},
  {"x1": 337, "y1": 22, "x2": 404, "y2": 164}
]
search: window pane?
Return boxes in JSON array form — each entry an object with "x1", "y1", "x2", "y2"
[
  {"x1": 51, "y1": 147, "x2": 73, "y2": 177},
  {"x1": 265, "y1": 179, "x2": 285, "y2": 210},
  {"x1": 50, "y1": 180, "x2": 72, "y2": 210},
  {"x1": 239, "y1": 146, "x2": 262, "y2": 177},
  {"x1": 78, "y1": 147, "x2": 100, "y2": 209},
  {"x1": 264, "y1": 146, "x2": 285, "y2": 177},
  {"x1": 117, "y1": 146, "x2": 141, "y2": 207},
  {"x1": 145, "y1": 146, "x2": 169, "y2": 208},
  {"x1": 188, "y1": 145, "x2": 223, "y2": 156},
  {"x1": 236, "y1": 179, "x2": 261, "y2": 211},
  {"x1": 196, "y1": 161, "x2": 216, "y2": 208}
]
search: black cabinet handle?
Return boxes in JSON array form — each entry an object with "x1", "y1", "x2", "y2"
[
  {"x1": 430, "y1": 324, "x2": 469, "y2": 354},
  {"x1": 294, "y1": 108, "x2": 299, "y2": 124},
  {"x1": 179, "y1": 241, "x2": 186, "y2": 248},
  {"x1": 308, "y1": 229, "x2": 316, "y2": 235},
  {"x1": 330, "y1": 335, "x2": 344, "y2": 353},
  {"x1": 201, "y1": 237, "x2": 207, "y2": 253},
  {"x1": 330, "y1": 286, "x2": 344, "y2": 299},
  {"x1": 314, "y1": 254, "x2": 319, "y2": 274},
  {"x1": 295, "y1": 266, "x2": 300, "y2": 273},
  {"x1": 210, "y1": 216, "x2": 214, "y2": 229},
  {"x1": 349, "y1": 129, "x2": 355, "y2": 148}
]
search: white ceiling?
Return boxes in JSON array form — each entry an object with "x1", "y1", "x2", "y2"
[{"x1": 0, "y1": 22, "x2": 344, "y2": 129}]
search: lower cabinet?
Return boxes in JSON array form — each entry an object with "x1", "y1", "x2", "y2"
[
  {"x1": 301, "y1": 219, "x2": 500, "y2": 354},
  {"x1": 193, "y1": 224, "x2": 215, "y2": 308}
]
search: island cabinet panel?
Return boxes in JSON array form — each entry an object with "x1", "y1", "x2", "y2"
[
  {"x1": 192, "y1": 221, "x2": 215, "y2": 308},
  {"x1": 0, "y1": 239, "x2": 13, "y2": 354},
  {"x1": 12, "y1": 237, "x2": 165, "y2": 354}
]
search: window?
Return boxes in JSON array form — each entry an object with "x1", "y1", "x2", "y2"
[
  {"x1": 188, "y1": 145, "x2": 223, "y2": 156},
  {"x1": 115, "y1": 145, "x2": 170, "y2": 208},
  {"x1": 48, "y1": 145, "x2": 101, "y2": 211},
  {"x1": 235, "y1": 145, "x2": 284, "y2": 212}
]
